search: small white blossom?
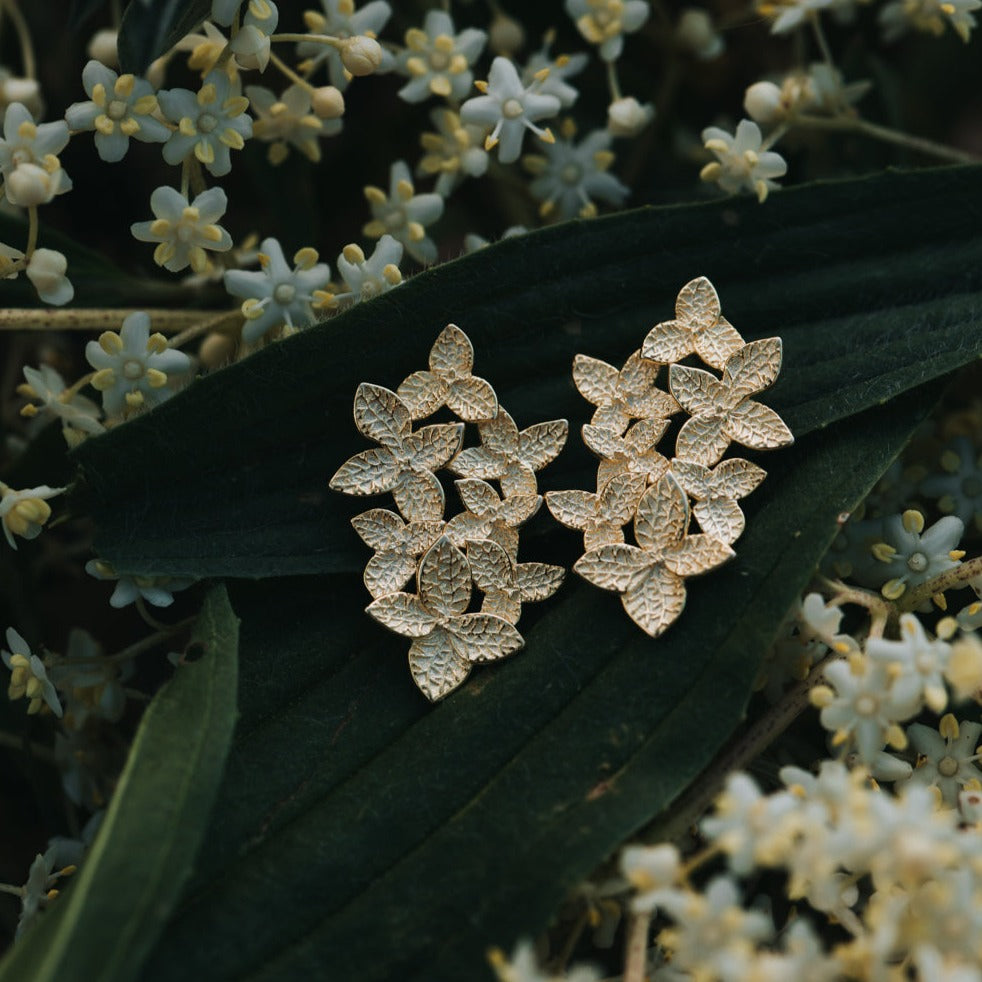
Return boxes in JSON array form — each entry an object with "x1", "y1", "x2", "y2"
[
  {"x1": 744, "y1": 65, "x2": 869, "y2": 125},
  {"x1": 489, "y1": 939, "x2": 601, "y2": 982},
  {"x1": 880, "y1": 0, "x2": 981, "y2": 41},
  {"x1": 157, "y1": 71, "x2": 252, "y2": 176},
  {"x1": 2, "y1": 627, "x2": 62, "y2": 717},
  {"x1": 330, "y1": 235, "x2": 403, "y2": 309},
  {"x1": 870, "y1": 509, "x2": 963, "y2": 600},
  {"x1": 229, "y1": 0, "x2": 279, "y2": 71},
  {"x1": 463, "y1": 224, "x2": 527, "y2": 253},
  {"x1": 461, "y1": 56, "x2": 560, "y2": 165},
  {"x1": 767, "y1": 0, "x2": 862, "y2": 34},
  {"x1": 17, "y1": 364, "x2": 104, "y2": 438},
  {"x1": 0, "y1": 483, "x2": 66, "y2": 550},
  {"x1": 565, "y1": 0, "x2": 650, "y2": 61},
  {"x1": 607, "y1": 95, "x2": 655, "y2": 136},
  {"x1": 85, "y1": 311, "x2": 192, "y2": 415},
  {"x1": 0, "y1": 69, "x2": 43, "y2": 121},
  {"x1": 87, "y1": 28, "x2": 119, "y2": 67},
  {"x1": 700, "y1": 119, "x2": 787, "y2": 202},
  {"x1": 297, "y1": 0, "x2": 395, "y2": 90},
  {"x1": 0, "y1": 103, "x2": 71, "y2": 207},
  {"x1": 866, "y1": 613, "x2": 952, "y2": 713},
  {"x1": 418, "y1": 108, "x2": 489, "y2": 197},
  {"x1": 85, "y1": 558, "x2": 195, "y2": 608},
  {"x1": 521, "y1": 44, "x2": 588, "y2": 108},
  {"x1": 131, "y1": 185, "x2": 233, "y2": 274},
  {"x1": 523, "y1": 124, "x2": 628, "y2": 219},
  {"x1": 362, "y1": 159, "x2": 444, "y2": 264},
  {"x1": 620, "y1": 843, "x2": 681, "y2": 912},
  {"x1": 396, "y1": 9, "x2": 486, "y2": 103},
  {"x1": 65, "y1": 61, "x2": 169, "y2": 163},
  {"x1": 15, "y1": 846, "x2": 73, "y2": 938},
  {"x1": 25, "y1": 248, "x2": 73, "y2": 306},
  {"x1": 224, "y1": 238, "x2": 332, "y2": 343},
  {"x1": 900, "y1": 716, "x2": 982, "y2": 805},
  {"x1": 247, "y1": 83, "x2": 340, "y2": 165}
]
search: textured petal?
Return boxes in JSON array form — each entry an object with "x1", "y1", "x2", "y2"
[
  {"x1": 582, "y1": 423, "x2": 623, "y2": 461},
  {"x1": 514, "y1": 562, "x2": 565, "y2": 603},
  {"x1": 418, "y1": 536, "x2": 471, "y2": 617},
  {"x1": 392, "y1": 468, "x2": 445, "y2": 522},
  {"x1": 674, "y1": 414, "x2": 730, "y2": 467},
  {"x1": 725, "y1": 401, "x2": 794, "y2": 451},
  {"x1": 366, "y1": 592, "x2": 437, "y2": 637},
  {"x1": 664, "y1": 533, "x2": 735, "y2": 577},
  {"x1": 409, "y1": 628, "x2": 471, "y2": 701},
  {"x1": 710, "y1": 458, "x2": 768, "y2": 498},
  {"x1": 396, "y1": 370, "x2": 448, "y2": 420},
  {"x1": 330, "y1": 448, "x2": 401, "y2": 495},
  {"x1": 676, "y1": 276, "x2": 720, "y2": 328},
  {"x1": 446, "y1": 376, "x2": 498, "y2": 422},
  {"x1": 445, "y1": 613, "x2": 524, "y2": 663},
  {"x1": 448, "y1": 445, "x2": 503, "y2": 480},
  {"x1": 545, "y1": 489, "x2": 599, "y2": 531},
  {"x1": 573, "y1": 353, "x2": 619, "y2": 406},
  {"x1": 352, "y1": 382, "x2": 411, "y2": 448},
  {"x1": 669, "y1": 459, "x2": 712, "y2": 499},
  {"x1": 723, "y1": 337, "x2": 784, "y2": 400},
  {"x1": 498, "y1": 493, "x2": 541, "y2": 526},
  {"x1": 406, "y1": 422, "x2": 465, "y2": 470},
  {"x1": 695, "y1": 316, "x2": 745, "y2": 371},
  {"x1": 694, "y1": 498, "x2": 746, "y2": 545},
  {"x1": 622, "y1": 565, "x2": 687, "y2": 637},
  {"x1": 480, "y1": 590, "x2": 523, "y2": 625},
  {"x1": 429, "y1": 322, "x2": 474, "y2": 376},
  {"x1": 364, "y1": 552, "x2": 418, "y2": 599},
  {"x1": 500, "y1": 461, "x2": 539, "y2": 498},
  {"x1": 634, "y1": 476, "x2": 689, "y2": 554},
  {"x1": 584, "y1": 525, "x2": 624, "y2": 551},
  {"x1": 455, "y1": 478, "x2": 501, "y2": 517},
  {"x1": 479, "y1": 410, "x2": 520, "y2": 454},
  {"x1": 467, "y1": 538, "x2": 513, "y2": 591},
  {"x1": 574, "y1": 544, "x2": 651, "y2": 592},
  {"x1": 642, "y1": 320, "x2": 694, "y2": 365},
  {"x1": 600, "y1": 472, "x2": 648, "y2": 523},
  {"x1": 669, "y1": 364, "x2": 725, "y2": 416}
]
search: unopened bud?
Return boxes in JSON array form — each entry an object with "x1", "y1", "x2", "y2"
[
  {"x1": 312, "y1": 85, "x2": 345, "y2": 119},
  {"x1": 341, "y1": 36, "x2": 383, "y2": 77},
  {"x1": 198, "y1": 331, "x2": 236, "y2": 369},
  {"x1": 744, "y1": 81, "x2": 784, "y2": 124},
  {"x1": 489, "y1": 14, "x2": 525, "y2": 55},
  {"x1": 676, "y1": 9, "x2": 724, "y2": 59},
  {"x1": 87, "y1": 28, "x2": 119, "y2": 67},
  {"x1": 607, "y1": 96, "x2": 654, "y2": 137},
  {"x1": 26, "y1": 248, "x2": 73, "y2": 306},
  {"x1": 6, "y1": 162, "x2": 59, "y2": 207},
  {"x1": 0, "y1": 76, "x2": 44, "y2": 118}
]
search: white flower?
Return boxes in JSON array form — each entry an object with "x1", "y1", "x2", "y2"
[
  {"x1": 767, "y1": 0, "x2": 861, "y2": 34},
  {"x1": 84, "y1": 558, "x2": 195, "y2": 608},
  {"x1": 85, "y1": 311, "x2": 192, "y2": 415},
  {"x1": 0, "y1": 69, "x2": 43, "y2": 121},
  {"x1": 0, "y1": 483, "x2": 66, "y2": 550},
  {"x1": 131, "y1": 185, "x2": 233, "y2": 273},
  {"x1": 418, "y1": 108, "x2": 489, "y2": 197},
  {"x1": 247, "y1": 83, "x2": 340, "y2": 165},
  {"x1": 870, "y1": 509, "x2": 964, "y2": 600},
  {"x1": 461, "y1": 56, "x2": 560, "y2": 165},
  {"x1": 87, "y1": 28, "x2": 119, "y2": 67},
  {"x1": 867, "y1": 613, "x2": 952, "y2": 713},
  {"x1": 620, "y1": 842, "x2": 681, "y2": 912},
  {"x1": 157, "y1": 71, "x2": 252, "y2": 176},
  {"x1": 229, "y1": 0, "x2": 279, "y2": 71},
  {"x1": 2, "y1": 627, "x2": 62, "y2": 717},
  {"x1": 676, "y1": 8, "x2": 725, "y2": 58},
  {"x1": 880, "y1": 0, "x2": 981, "y2": 41},
  {"x1": 224, "y1": 238, "x2": 332, "y2": 343},
  {"x1": 362, "y1": 159, "x2": 444, "y2": 264},
  {"x1": 524, "y1": 125, "x2": 628, "y2": 219},
  {"x1": 521, "y1": 44, "x2": 588, "y2": 108},
  {"x1": 396, "y1": 9, "x2": 486, "y2": 103},
  {"x1": 489, "y1": 939, "x2": 601, "y2": 981},
  {"x1": 17, "y1": 364, "x2": 104, "y2": 437},
  {"x1": 607, "y1": 95, "x2": 654, "y2": 136},
  {"x1": 744, "y1": 65, "x2": 869, "y2": 125},
  {"x1": 565, "y1": 0, "x2": 650, "y2": 61},
  {"x1": 700, "y1": 119, "x2": 787, "y2": 202},
  {"x1": 26, "y1": 248, "x2": 73, "y2": 305},
  {"x1": 463, "y1": 224, "x2": 527, "y2": 253},
  {"x1": 65, "y1": 61, "x2": 169, "y2": 163},
  {"x1": 297, "y1": 0, "x2": 395, "y2": 90},
  {"x1": 0, "y1": 103, "x2": 71, "y2": 206},
  {"x1": 330, "y1": 234, "x2": 403, "y2": 308},
  {"x1": 900, "y1": 716, "x2": 982, "y2": 805}
]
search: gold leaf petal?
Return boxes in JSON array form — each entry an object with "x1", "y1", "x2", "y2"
[
  {"x1": 418, "y1": 535, "x2": 471, "y2": 617},
  {"x1": 663, "y1": 533, "x2": 734, "y2": 577},
  {"x1": 329, "y1": 447, "x2": 401, "y2": 495},
  {"x1": 674, "y1": 414, "x2": 731, "y2": 467},
  {"x1": 709, "y1": 458, "x2": 768, "y2": 498},
  {"x1": 499, "y1": 493, "x2": 542, "y2": 526},
  {"x1": 676, "y1": 275, "x2": 721, "y2": 329},
  {"x1": 350, "y1": 508, "x2": 405, "y2": 551},
  {"x1": 448, "y1": 445, "x2": 501, "y2": 480},
  {"x1": 723, "y1": 337, "x2": 783, "y2": 400},
  {"x1": 669, "y1": 459, "x2": 712, "y2": 499},
  {"x1": 514, "y1": 562, "x2": 565, "y2": 603},
  {"x1": 641, "y1": 319, "x2": 693, "y2": 365},
  {"x1": 725, "y1": 401, "x2": 794, "y2": 452},
  {"x1": 478, "y1": 409, "x2": 520, "y2": 455},
  {"x1": 518, "y1": 419, "x2": 568, "y2": 470},
  {"x1": 634, "y1": 475, "x2": 689, "y2": 553},
  {"x1": 668, "y1": 364, "x2": 725, "y2": 417},
  {"x1": 366, "y1": 592, "x2": 438, "y2": 637},
  {"x1": 445, "y1": 613, "x2": 524, "y2": 663},
  {"x1": 455, "y1": 478, "x2": 501, "y2": 516},
  {"x1": 467, "y1": 538, "x2": 513, "y2": 591},
  {"x1": 573, "y1": 354, "x2": 619, "y2": 407},
  {"x1": 582, "y1": 423, "x2": 622, "y2": 461},
  {"x1": 621, "y1": 564, "x2": 687, "y2": 637},
  {"x1": 479, "y1": 590, "x2": 523, "y2": 624},
  {"x1": 545, "y1": 489, "x2": 599, "y2": 531},
  {"x1": 429, "y1": 322, "x2": 475, "y2": 377},
  {"x1": 583, "y1": 525, "x2": 625, "y2": 551},
  {"x1": 409, "y1": 628, "x2": 472, "y2": 701},
  {"x1": 693, "y1": 498, "x2": 745, "y2": 545},
  {"x1": 353, "y1": 383, "x2": 411, "y2": 448},
  {"x1": 695, "y1": 315, "x2": 745, "y2": 370},
  {"x1": 500, "y1": 461, "x2": 539, "y2": 498},
  {"x1": 574, "y1": 544, "x2": 651, "y2": 592},
  {"x1": 405, "y1": 422, "x2": 465, "y2": 471},
  {"x1": 446, "y1": 376, "x2": 499, "y2": 422},
  {"x1": 364, "y1": 552, "x2": 419, "y2": 598},
  {"x1": 392, "y1": 469, "x2": 445, "y2": 522},
  {"x1": 397, "y1": 370, "x2": 448, "y2": 420},
  {"x1": 599, "y1": 472, "x2": 647, "y2": 524}
]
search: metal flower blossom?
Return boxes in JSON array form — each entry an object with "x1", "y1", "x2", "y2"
[
  {"x1": 670, "y1": 457, "x2": 767, "y2": 545},
  {"x1": 446, "y1": 478, "x2": 541, "y2": 558},
  {"x1": 546, "y1": 471, "x2": 647, "y2": 551},
  {"x1": 641, "y1": 276, "x2": 745, "y2": 371},
  {"x1": 582, "y1": 417, "x2": 671, "y2": 488},
  {"x1": 573, "y1": 349, "x2": 679, "y2": 435},
  {"x1": 396, "y1": 323, "x2": 499, "y2": 422},
  {"x1": 574, "y1": 475, "x2": 734, "y2": 637},
  {"x1": 450, "y1": 408, "x2": 568, "y2": 497},
  {"x1": 467, "y1": 539, "x2": 565, "y2": 624},
  {"x1": 669, "y1": 337, "x2": 793, "y2": 466},
  {"x1": 350, "y1": 508, "x2": 445, "y2": 599},
  {"x1": 329, "y1": 383, "x2": 463, "y2": 521},
  {"x1": 366, "y1": 536, "x2": 524, "y2": 701}
]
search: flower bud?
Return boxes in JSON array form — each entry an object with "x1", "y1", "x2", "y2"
[
  {"x1": 87, "y1": 28, "x2": 119, "y2": 67},
  {"x1": 0, "y1": 76, "x2": 44, "y2": 118},
  {"x1": 6, "y1": 162, "x2": 60, "y2": 207},
  {"x1": 489, "y1": 13, "x2": 525, "y2": 56},
  {"x1": 676, "y1": 8, "x2": 724, "y2": 59},
  {"x1": 26, "y1": 249, "x2": 73, "y2": 306},
  {"x1": 341, "y1": 36, "x2": 383, "y2": 77},
  {"x1": 744, "y1": 81, "x2": 783, "y2": 124},
  {"x1": 312, "y1": 85, "x2": 345, "y2": 119},
  {"x1": 198, "y1": 331, "x2": 236, "y2": 369},
  {"x1": 607, "y1": 96, "x2": 655, "y2": 136}
]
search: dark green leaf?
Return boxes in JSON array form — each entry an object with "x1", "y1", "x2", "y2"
[
  {"x1": 68, "y1": 0, "x2": 109, "y2": 31},
  {"x1": 73, "y1": 166, "x2": 982, "y2": 579},
  {"x1": 0, "y1": 585, "x2": 239, "y2": 982},
  {"x1": 118, "y1": 0, "x2": 211, "y2": 75},
  {"x1": 135, "y1": 391, "x2": 937, "y2": 982}
]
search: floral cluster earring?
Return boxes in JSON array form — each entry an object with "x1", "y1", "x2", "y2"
[
  {"x1": 330, "y1": 324, "x2": 567, "y2": 701},
  {"x1": 546, "y1": 276, "x2": 794, "y2": 637}
]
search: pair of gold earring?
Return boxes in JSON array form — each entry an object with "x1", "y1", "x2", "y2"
[{"x1": 330, "y1": 278, "x2": 793, "y2": 701}]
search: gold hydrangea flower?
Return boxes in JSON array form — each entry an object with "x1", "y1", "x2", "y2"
[
  {"x1": 582, "y1": 417, "x2": 671, "y2": 488},
  {"x1": 446, "y1": 478, "x2": 541, "y2": 558},
  {"x1": 466, "y1": 539, "x2": 565, "y2": 624},
  {"x1": 545, "y1": 471, "x2": 647, "y2": 551},
  {"x1": 350, "y1": 508, "x2": 446, "y2": 599},
  {"x1": 670, "y1": 457, "x2": 767, "y2": 545}
]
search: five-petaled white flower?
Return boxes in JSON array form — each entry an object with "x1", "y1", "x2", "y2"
[
  {"x1": 18, "y1": 364, "x2": 104, "y2": 438},
  {"x1": 131, "y1": 185, "x2": 233, "y2": 273},
  {"x1": 0, "y1": 483, "x2": 66, "y2": 550},
  {"x1": 246, "y1": 83, "x2": 340, "y2": 165},
  {"x1": 869, "y1": 509, "x2": 964, "y2": 600},
  {"x1": 157, "y1": 71, "x2": 252, "y2": 176},
  {"x1": 65, "y1": 61, "x2": 170, "y2": 163},
  {"x1": 565, "y1": 0, "x2": 651, "y2": 61},
  {"x1": 700, "y1": 119, "x2": 787, "y2": 202},
  {"x1": 460, "y1": 56, "x2": 560, "y2": 165},
  {"x1": 417, "y1": 108, "x2": 489, "y2": 197},
  {"x1": 363, "y1": 159, "x2": 444, "y2": 264},
  {"x1": 900, "y1": 716, "x2": 982, "y2": 805},
  {"x1": 84, "y1": 558, "x2": 196, "y2": 608},
  {"x1": 396, "y1": 9, "x2": 487, "y2": 103},
  {"x1": 330, "y1": 235, "x2": 403, "y2": 308},
  {"x1": 0, "y1": 103, "x2": 71, "y2": 207},
  {"x1": 224, "y1": 237, "x2": 332, "y2": 343},
  {"x1": 2, "y1": 627, "x2": 62, "y2": 717},
  {"x1": 229, "y1": 0, "x2": 279, "y2": 71},
  {"x1": 85, "y1": 311, "x2": 192, "y2": 415}
]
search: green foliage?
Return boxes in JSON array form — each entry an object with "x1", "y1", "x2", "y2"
[
  {"x1": 118, "y1": 0, "x2": 211, "y2": 75},
  {"x1": 60, "y1": 168, "x2": 982, "y2": 979},
  {"x1": 0, "y1": 586, "x2": 238, "y2": 982}
]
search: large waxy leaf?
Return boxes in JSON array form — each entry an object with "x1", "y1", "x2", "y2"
[
  {"x1": 73, "y1": 166, "x2": 982, "y2": 579},
  {"x1": 0, "y1": 586, "x2": 238, "y2": 982}
]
